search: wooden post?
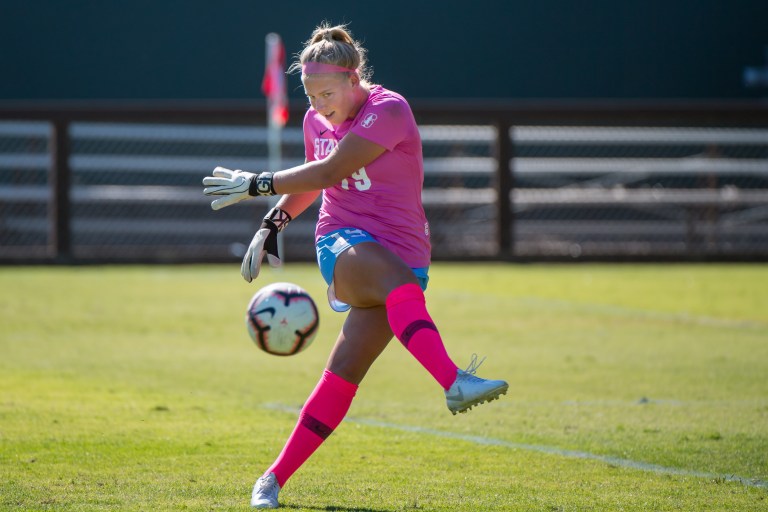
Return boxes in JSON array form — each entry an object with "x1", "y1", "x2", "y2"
[
  {"x1": 49, "y1": 120, "x2": 71, "y2": 261},
  {"x1": 495, "y1": 119, "x2": 513, "y2": 259}
]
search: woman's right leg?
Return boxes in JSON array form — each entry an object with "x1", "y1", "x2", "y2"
[
  {"x1": 325, "y1": 304, "x2": 393, "y2": 385},
  {"x1": 252, "y1": 305, "x2": 393, "y2": 509}
]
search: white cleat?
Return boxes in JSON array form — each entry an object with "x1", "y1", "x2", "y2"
[
  {"x1": 251, "y1": 472, "x2": 280, "y2": 509},
  {"x1": 445, "y1": 354, "x2": 508, "y2": 415}
]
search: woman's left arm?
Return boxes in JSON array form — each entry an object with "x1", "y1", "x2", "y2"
[
  {"x1": 203, "y1": 133, "x2": 385, "y2": 209},
  {"x1": 273, "y1": 133, "x2": 386, "y2": 194}
]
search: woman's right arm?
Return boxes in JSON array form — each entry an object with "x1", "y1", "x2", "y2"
[
  {"x1": 238, "y1": 170, "x2": 321, "y2": 283},
  {"x1": 273, "y1": 189, "x2": 321, "y2": 221}
]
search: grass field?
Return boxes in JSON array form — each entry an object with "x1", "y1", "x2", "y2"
[{"x1": 1, "y1": 263, "x2": 767, "y2": 511}]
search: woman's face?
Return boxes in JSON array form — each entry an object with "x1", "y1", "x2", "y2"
[{"x1": 303, "y1": 72, "x2": 361, "y2": 127}]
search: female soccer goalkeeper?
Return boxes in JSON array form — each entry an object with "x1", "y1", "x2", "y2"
[{"x1": 202, "y1": 22, "x2": 508, "y2": 509}]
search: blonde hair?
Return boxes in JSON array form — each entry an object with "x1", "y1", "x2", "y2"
[{"x1": 289, "y1": 22, "x2": 372, "y2": 83}]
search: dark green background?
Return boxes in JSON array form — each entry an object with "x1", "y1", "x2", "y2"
[{"x1": 2, "y1": 0, "x2": 767, "y2": 100}]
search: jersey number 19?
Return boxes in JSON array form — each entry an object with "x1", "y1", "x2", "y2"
[{"x1": 341, "y1": 167, "x2": 372, "y2": 191}]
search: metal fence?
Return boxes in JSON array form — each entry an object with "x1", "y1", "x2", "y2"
[{"x1": 1, "y1": 101, "x2": 767, "y2": 263}]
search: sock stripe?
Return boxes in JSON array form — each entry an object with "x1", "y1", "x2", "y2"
[
  {"x1": 400, "y1": 319, "x2": 437, "y2": 347},
  {"x1": 300, "y1": 412, "x2": 333, "y2": 440}
]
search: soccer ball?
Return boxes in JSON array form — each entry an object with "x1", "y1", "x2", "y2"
[{"x1": 245, "y1": 282, "x2": 319, "y2": 356}]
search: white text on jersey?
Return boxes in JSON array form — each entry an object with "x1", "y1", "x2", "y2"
[{"x1": 314, "y1": 138, "x2": 338, "y2": 159}]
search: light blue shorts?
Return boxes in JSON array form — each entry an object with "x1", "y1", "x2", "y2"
[{"x1": 315, "y1": 227, "x2": 429, "y2": 312}]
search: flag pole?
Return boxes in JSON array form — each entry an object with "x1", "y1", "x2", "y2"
[
  {"x1": 265, "y1": 33, "x2": 283, "y2": 176},
  {"x1": 264, "y1": 32, "x2": 286, "y2": 262}
]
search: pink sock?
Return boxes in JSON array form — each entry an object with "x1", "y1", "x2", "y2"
[
  {"x1": 386, "y1": 283, "x2": 459, "y2": 390},
  {"x1": 266, "y1": 369, "x2": 358, "y2": 487}
]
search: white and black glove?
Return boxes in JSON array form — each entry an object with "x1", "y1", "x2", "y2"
[
  {"x1": 202, "y1": 166, "x2": 276, "y2": 210},
  {"x1": 241, "y1": 207, "x2": 292, "y2": 282}
]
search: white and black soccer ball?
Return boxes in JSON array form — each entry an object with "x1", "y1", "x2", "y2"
[{"x1": 245, "y1": 282, "x2": 319, "y2": 356}]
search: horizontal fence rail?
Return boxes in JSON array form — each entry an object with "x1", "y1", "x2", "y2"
[{"x1": 1, "y1": 100, "x2": 767, "y2": 263}]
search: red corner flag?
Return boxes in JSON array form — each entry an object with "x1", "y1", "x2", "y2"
[{"x1": 262, "y1": 33, "x2": 288, "y2": 127}]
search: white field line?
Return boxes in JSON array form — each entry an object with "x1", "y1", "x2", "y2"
[{"x1": 263, "y1": 403, "x2": 768, "y2": 490}]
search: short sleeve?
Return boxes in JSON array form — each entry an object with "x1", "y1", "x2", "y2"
[
  {"x1": 350, "y1": 97, "x2": 410, "y2": 151},
  {"x1": 303, "y1": 111, "x2": 316, "y2": 161}
]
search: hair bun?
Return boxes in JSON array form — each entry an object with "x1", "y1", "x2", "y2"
[{"x1": 290, "y1": 23, "x2": 371, "y2": 83}]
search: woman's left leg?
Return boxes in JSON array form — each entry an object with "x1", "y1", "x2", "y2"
[
  {"x1": 333, "y1": 242, "x2": 459, "y2": 390},
  {"x1": 331, "y1": 241, "x2": 508, "y2": 415}
]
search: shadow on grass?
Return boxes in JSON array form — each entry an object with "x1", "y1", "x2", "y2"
[{"x1": 282, "y1": 505, "x2": 390, "y2": 512}]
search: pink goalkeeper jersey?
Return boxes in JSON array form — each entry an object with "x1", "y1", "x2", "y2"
[{"x1": 304, "y1": 85, "x2": 431, "y2": 268}]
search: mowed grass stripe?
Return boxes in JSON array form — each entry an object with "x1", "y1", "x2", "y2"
[{"x1": 264, "y1": 402, "x2": 768, "y2": 490}]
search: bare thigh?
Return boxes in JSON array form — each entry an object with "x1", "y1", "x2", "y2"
[
  {"x1": 332, "y1": 242, "x2": 418, "y2": 309},
  {"x1": 326, "y1": 305, "x2": 393, "y2": 385},
  {"x1": 325, "y1": 242, "x2": 420, "y2": 385}
]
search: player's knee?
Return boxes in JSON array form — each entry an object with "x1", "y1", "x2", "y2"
[{"x1": 383, "y1": 267, "x2": 419, "y2": 295}]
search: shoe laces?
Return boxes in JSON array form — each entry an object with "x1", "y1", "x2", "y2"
[
  {"x1": 463, "y1": 353, "x2": 486, "y2": 376},
  {"x1": 256, "y1": 474, "x2": 278, "y2": 493}
]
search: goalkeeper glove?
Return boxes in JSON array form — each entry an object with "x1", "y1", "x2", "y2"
[
  {"x1": 202, "y1": 166, "x2": 276, "y2": 210},
  {"x1": 241, "y1": 207, "x2": 292, "y2": 283}
]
